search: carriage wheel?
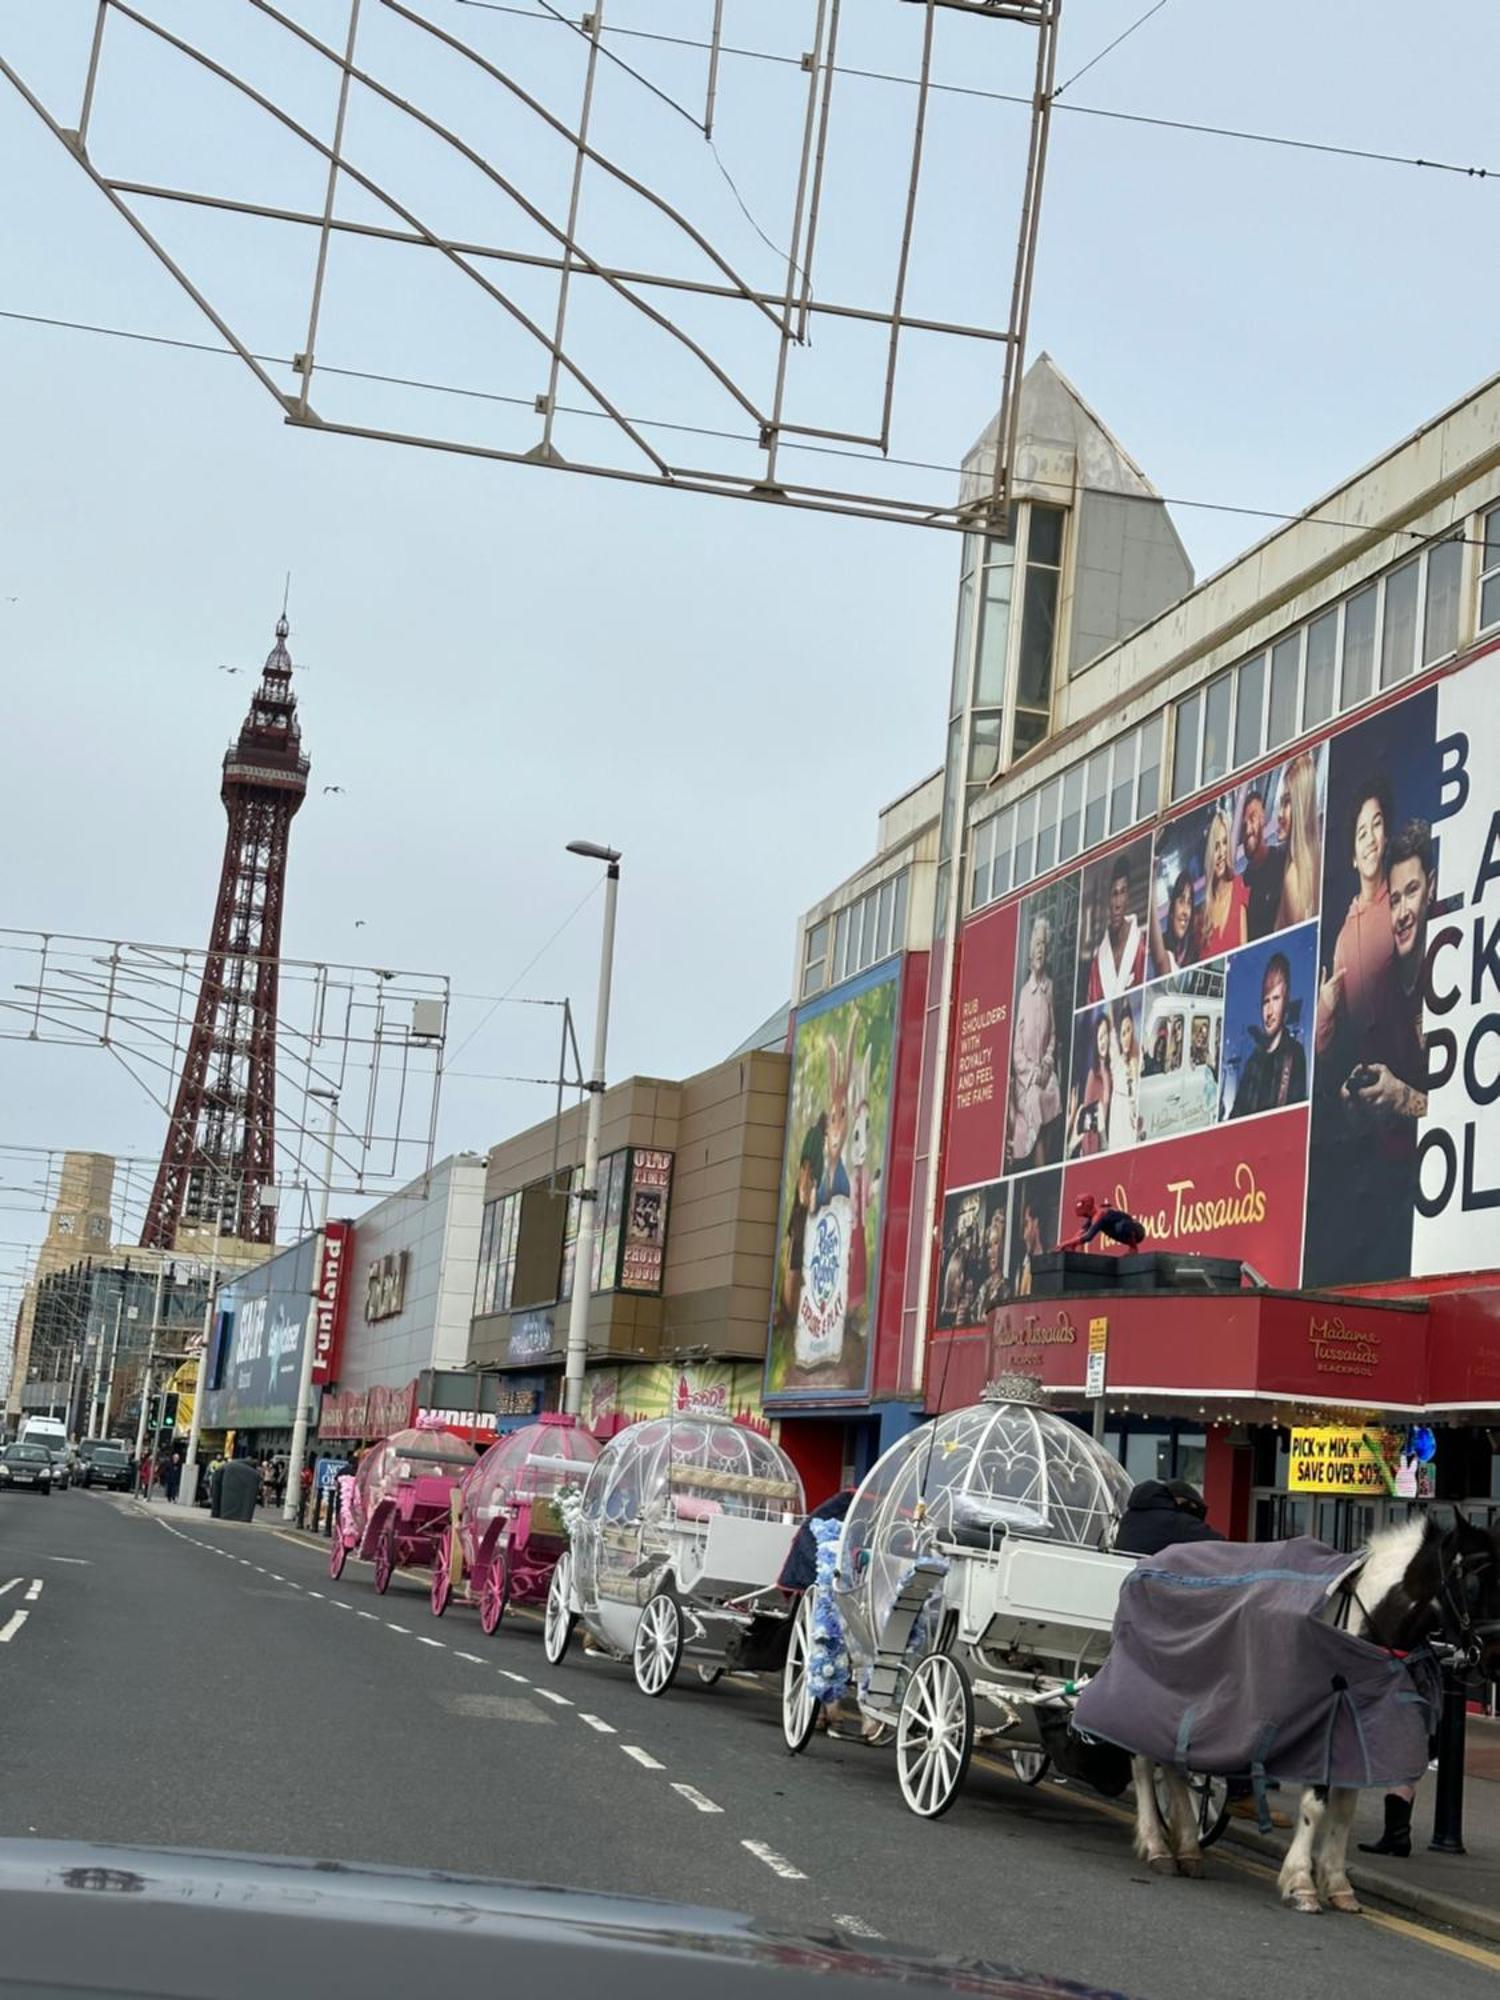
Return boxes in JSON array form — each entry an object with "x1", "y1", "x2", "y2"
[
  {"x1": 1156, "y1": 1770, "x2": 1232, "y2": 1851},
  {"x1": 781, "y1": 1594, "x2": 819, "y2": 1755},
  {"x1": 328, "y1": 1536, "x2": 348, "y2": 1582},
  {"x1": 480, "y1": 1553, "x2": 509, "y2": 1637},
  {"x1": 1009, "y1": 1748, "x2": 1050, "y2": 1787},
  {"x1": 430, "y1": 1537, "x2": 453, "y2": 1618},
  {"x1": 633, "y1": 1591, "x2": 683, "y2": 1697},
  {"x1": 543, "y1": 1551, "x2": 576, "y2": 1665},
  {"x1": 373, "y1": 1526, "x2": 395, "y2": 1596},
  {"x1": 695, "y1": 1664, "x2": 724, "y2": 1687},
  {"x1": 897, "y1": 1651, "x2": 974, "y2": 1820}
]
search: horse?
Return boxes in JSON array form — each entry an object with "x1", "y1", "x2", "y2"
[{"x1": 1130, "y1": 1513, "x2": 1500, "y2": 1913}]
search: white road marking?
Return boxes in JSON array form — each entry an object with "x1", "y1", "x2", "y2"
[
  {"x1": 42, "y1": 1556, "x2": 90, "y2": 1565},
  {"x1": 357, "y1": 1610, "x2": 379, "y2": 1620},
  {"x1": 621, "y1": 1746, "x2": 665, "y2": 1770},
  {"x1": 834, "y1": 1916, "x2": 882, "y2": 1939},
  {"x1": 0, "y1": 1611, "x2": 29, "y2": 1645},
  {"x1": 332, "y1": 1600, "x2": 353, "y2": 1611},
  {"x1": 579, "y1": 1714, "x2": 616, "y2": 1734},
  {"x1": 306, "y1": 1590, "x2": 324, "y2": 1599},
  {"x1": 269, "y1": 1574, "x2": 285, "y2": 1582},
  {"x1": 386, "y1": 1623, "x2": 410, "y2": 1635},
  {"x1": 672, "y1": 1784, "x2": 722, "y2": 1814},
  {"x1": 741, "y1": 1841, "x2": 807, "y2": 1881},
  {"x1": 417, "y1": 1635, "x2": 444, "y2": 1649},
  {"x1": 454, "y1": 1651, "x2": 485, "y2": 1664},
  {"x1": 0, "y1": 1579, "x2": 18, "y2": 1598},
  {"x1": 536, "y1": 1688, "x2": 572, "y2": 1707},
  {"x1": 285, "y1": 1581, "x2": 302, "y2": 1590},
  {"x1": 499, "y1": 1670, "x2": 530, "y2": 1685},
  {"x1": 24, "y1": 1580, "x2": 43, "y2": 1601}
]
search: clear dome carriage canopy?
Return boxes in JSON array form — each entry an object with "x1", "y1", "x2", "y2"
[
  {"x1": 461, "y1": 1414, "x2": 600, "y2": 1524},
  {"x1": 581, "y1": 1416, "x2": 805, "y2": 1528},
  {"x1": 356, "y1": 1425, "x2": 474, "y2": 1512}
]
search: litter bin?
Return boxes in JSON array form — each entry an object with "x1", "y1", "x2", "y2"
[{"x1": 216, "y1": 1457, "x2": 260, "y2": 1523}]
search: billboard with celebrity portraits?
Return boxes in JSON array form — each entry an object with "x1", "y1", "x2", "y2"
[{"x1": 934, "y1": 631, "x2": 1500, "y2": 1306}]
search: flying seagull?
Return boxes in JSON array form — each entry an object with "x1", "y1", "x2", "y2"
[{"x1": 322, "y1": 785, "x2": 345, "y2": 794}]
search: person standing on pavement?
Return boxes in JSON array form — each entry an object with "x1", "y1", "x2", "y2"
[{"x1": 163, "y1": 1452, "x2": 182, "y2": 1504}]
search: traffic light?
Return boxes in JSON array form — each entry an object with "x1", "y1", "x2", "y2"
[
  {"x1": 161, "y1": 1391, "x2": 179, "y2": 1432},
  {"x1": 146, "y1": 1394, "x2": 162, "y2": 1432}
]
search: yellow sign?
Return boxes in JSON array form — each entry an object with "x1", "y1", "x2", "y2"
[
  {"x1": 1086, "y1": 1316, "x2": 1108, "y2": 1399},
  {"x1": 1288, "y1": 1427, "x2": 1392, "y2": 1494}
]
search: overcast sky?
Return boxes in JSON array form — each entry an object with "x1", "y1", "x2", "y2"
[{"x1": 4, "y1": 0, "x2": 1500, "y2": 1305}]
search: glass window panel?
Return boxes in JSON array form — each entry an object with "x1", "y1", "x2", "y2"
[
  {"x1": 1034, "y1": 778, "x2": 1060, "y2": 875},
  {"x1": 991, "y1": 808, "x2": 1013, "y2": 900},
  {"x1": 1135, "y1": 716, "x2": 1162, "y2": 820},
  {"x1": 1017, "y1": 568, "x2": 1059, "y2": 711},
  {"x1": 970, "y1": 818, "x2": 995, "y2": 910},
  {"x1": 1028, "y1": 503, "x2": 1065, "y2": 566},
  {"x1": 1059, "y1": 762, "x2": 1084, "y2": 860},
  {"x1": 1171, "y1": 692, "x2": 1200, "y2": 801},
  {"x1": 1109, "y1": 735, "x2": 1136, "y2": 832},
  {"x1": 968, "y1": 711, "x2": 1004, "y2": 787},
  {"x1": 975, "y1": 553, "x2": 1014, "y2": 706},
  {"x1": 1423, "y1": 538, "x2": 1462, "y2": 664},
  {"x1": 861, "y1": 891, "x2": 880, "y2": 969},
  {"x1": 1302, "y1": 613, "x2": 1337, "y2": 729},
  {"x1": 1233, "y1": 654, "x2": 1265, "y2": 768},
  {"x1": 876, "y1": 877, "x2": 895, "y2": 957},
  {"x1": 1483, "y1": 573, "x2": 1500, "y2": 635},
  {"x1": 892, "y1": 869, "x2": 909, "y2": 947},
  {"x1": 949, "y1": 573, "x2": 975, "y2": 715},
  {"x1": 1485, "y1": 506, "x2": 1500, "y2": 570},
  {"x1": 806, "y1": 918, "x2": 828, "y2": 971},
  {"x1": 1083, "y1": 750, "x2": 1109, "y2": 848},
  {"x1": 1380, "y1": 559, "x2": 1419, "y2": 688},
  {"x1": 1201, "y1": 673, "x2": 1232, "y2": 786},
  {"x1": 1341, "y1": 582, "x2": 1377, "y2": 708},
  {"x1": 1012, "y1": 791, "x2": 1037, "y2": 887},
  {"x1": 1267, "y1": 634, "x2": 1300, "y2": 750}
]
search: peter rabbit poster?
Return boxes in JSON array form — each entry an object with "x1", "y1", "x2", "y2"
[{"x1": 766, "y1": 960, "x2": 899, "y2": 1403}]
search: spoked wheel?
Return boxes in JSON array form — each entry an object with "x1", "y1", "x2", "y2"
[
  {"x1": 897, "y1": 1651, "x2": 975, "y2": 1819},
  {"x1": 695, "y1": 1664, "x2": 724, "y2": 1687},
  {"x1": 543, "y1": 1551, "x2": 576, "y2": 1665},
  {"x1": 1156, "y1": 1770, "x2": 1232, "y2": 1851},
  {"x1": 328, "y1": 1536, "x2": 348, "y2": 1582},
  {"x1": 1009, "y1": 1747, "x2": 1051, "y2": 1786},
  {"x1": 781, "y1": 1593, "x2": 819, "y2": 1755},
  {"x1": 430, "y1": 1537, "x2": 453, "y2": 1618},
  {"x1": 479, "y1": 1552, "x2": 509, "y2": 1637},
  {"x1": 633, "y1": 1590, "x2": 683, "y2": 1697},
  {"x1": 373, "y1": 1526, "x2": 395, "y2": 1596}
]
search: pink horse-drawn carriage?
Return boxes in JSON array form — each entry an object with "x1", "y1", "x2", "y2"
[
  {"x1": 429, "y1": 1413, "x2": 599, "y2": 1632},
  {"x1": 329, "y1": 1424, "x2": 474, "y2": 1594}
]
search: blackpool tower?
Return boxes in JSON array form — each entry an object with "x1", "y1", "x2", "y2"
[{"x1": 141, "y1": 616, "x2": 309, "y2": 1251}]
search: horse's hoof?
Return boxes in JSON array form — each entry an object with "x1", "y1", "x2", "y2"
[
  {"x1": 1286, "y1": 1892, "x2": 1322, "y2": 1915},
  {"x1": 1175, "y1": 1855, "x2": 1204, "y2": 1879},
  {"x1": 1327, "y1": 1891, "x2": 1362, "y2": 1915},
  {"x1": 1148, "y1": 1854, "x2": 1177, "y2": 1875}
]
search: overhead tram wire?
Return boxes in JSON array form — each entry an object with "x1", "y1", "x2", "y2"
[
  {"x1": 451, "y1": 0, "x2": 1496, "y2": 183},
  {"x1": 1, "y1": 304, "x2": 1491, "y2": 552}
]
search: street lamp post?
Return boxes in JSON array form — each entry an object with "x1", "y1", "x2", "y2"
[
  {"x1": 561, "y1": 841, "x2": 621, "y2": 1418},
  {"x1": 284, "y1": 1089, "x2": 340, "y2": 1522}
]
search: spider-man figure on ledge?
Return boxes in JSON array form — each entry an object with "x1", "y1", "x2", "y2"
[{"x1": 1057, "y1": 1192, "x2": 1146, "y2": 1253}]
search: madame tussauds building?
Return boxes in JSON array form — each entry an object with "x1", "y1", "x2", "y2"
[{"x1": 913, "y1": 365, "x2": 1500, "y2": 1557}]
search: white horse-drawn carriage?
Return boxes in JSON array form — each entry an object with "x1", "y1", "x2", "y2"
[
  {"x1": 544, "y1": 1413, "x2": 806, "y2": 1696},
  {"x1": 782, "y1": 1393, "x2": 1228, "y2": 1837}
]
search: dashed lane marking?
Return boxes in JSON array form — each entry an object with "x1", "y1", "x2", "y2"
[
  {"x1": 332, "y1": 1601, "x2": 353, "y2": 1611},
  {"x1": 24, "y1": 1580, "x2": 43, "y2": 1601},
  {"x1": 535, "y1": 1688, "x2": 572, "y2": 1707},
  {"x1": 357, "y1": 1610, "x2": 379, "y2": 1620},
  {"x1": 306, "y1": 1590, "x2": 324, "y2": 1599},
  {"x1": 417, "y1": 1636, "x2": 445, "y2": 1649},
  {"x1": 0, "y1": 1611, "x2": 28, "y2": 1645},
  {"x1": 499, "y1": 1670, "x2": 530, "y2": 1685},
  {"x1": 671, "y1": 1784, "x2": 722, "y2": 1814},
  {"x1": 579, "y1": 1715, "x2": 616, "y2": 1734},
  {"x1": 386, "y1": 1623, "x2": 410, "y2": 1635},
  {"x1": 741, "y1": 1841, "x2": 807, "y2": 1881},
  {"x1": 0, "y1": 1579, "x2": 18, "y2": 1598},
  {"x1": 621, "y1": 1746, "x2": 665, "y2": 1770},
  {"x1": 454, "y1": 1651, "x2": 486, "y2": 1664}
]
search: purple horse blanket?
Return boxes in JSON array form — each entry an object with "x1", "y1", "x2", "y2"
[{"x1": 1072, "y1": 1537, "x2": 1438, "y2": 1789}]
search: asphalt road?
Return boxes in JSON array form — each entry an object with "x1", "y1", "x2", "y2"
[{"x1": 1, "y1": 1489, "x2": 1496, "y2": 2000}]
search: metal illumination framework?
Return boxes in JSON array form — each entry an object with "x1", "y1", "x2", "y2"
[
  {"x1": 140, "y1": 616, "x2": 308, "y2": 1248},
  {"x1": 0, "y1": 0, "x2": 1061, "y2": 534}
]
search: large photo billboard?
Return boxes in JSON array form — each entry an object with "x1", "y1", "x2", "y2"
[
  {"x1": 767, "y1": 958, "x2": 900, "y2": 1403},
  {"x1": 934, "y1": 633, "x2": 1500, "y2": 1307}
]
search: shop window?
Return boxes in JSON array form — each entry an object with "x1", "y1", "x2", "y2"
[
  {"x1": 1171, "y1": 690, "x2": 1201, "y2": 802},
  {"x1": 1423, "y1": 536, "x2": 1462, "y2": 665},
  {"x1": 1482, "y1": 506, "x2": 1500, "y2": 633},
  {"x1": 1233, "y1": 653, "x2": 1264, "y2": 769},
  {"x1": 1341, "y1": 582, "x2": 1377, "y2": 709},
  {"x1": 1380, "y1": 558, "x2": 1419, "y2": 688},
  {"x1": 1302, "y1": 610, "x2": 1337, "y2": 730}
]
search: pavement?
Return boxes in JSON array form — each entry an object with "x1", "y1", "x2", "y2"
[{"x1": 4, "y1": 1489, "x2": 1500, "y2": 2000}]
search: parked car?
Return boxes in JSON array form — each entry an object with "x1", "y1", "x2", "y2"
[
  {"x1": 0, "y1": 1444, "x2": 55, "y2": 1495},
  {"x1": 82, "y1": 1445, "x2": 133, "y2": 1491},
  {"x1": 43, "y1": 1445, "x2": 75, "y2": 1491}
]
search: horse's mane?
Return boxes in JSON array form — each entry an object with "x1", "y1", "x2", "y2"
[{"x1": 1350, "y1": 1515, "x2": 1438, "y2": 1645}]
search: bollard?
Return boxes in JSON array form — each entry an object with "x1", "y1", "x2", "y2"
[{"x1": 1428, "y1": 1667, "x2": 1468, "y2": 1854}]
